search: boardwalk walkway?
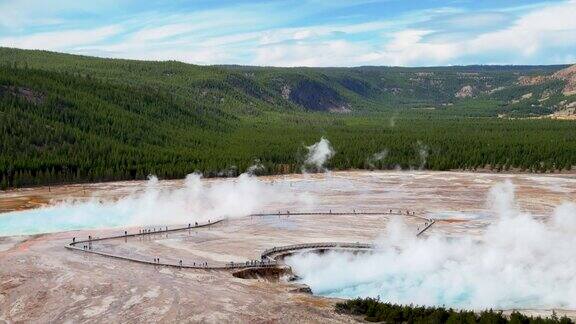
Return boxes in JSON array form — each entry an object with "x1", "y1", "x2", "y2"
[
  {"x1": 261, "y1": 242, "x2": 375, "y2": 261},
  {"x1": 66, "y1": 209, "x2": 435, "y2": 270}
]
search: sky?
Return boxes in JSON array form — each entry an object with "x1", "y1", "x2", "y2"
[{"x1": 0, "y1": 0, "x2": 575, "y2": 67}]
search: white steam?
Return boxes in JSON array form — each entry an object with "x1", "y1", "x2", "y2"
[
  {"x1": 0, "y1": 172, "x2": 308, "y2": 236},
  {"x1": 303, "y1": 137, "x2": 335, "y2": 172},
  {"x1": 367, "y1": 150, "x2": 388, "y2": 169},
  {"x1": 389, "y1": 113, "x2": 397, "y2": 128},
  {"x1": 246, "y1": 159, "x2": 265, "y2": 175},
  {"x1": 287, "y1": 181, "x2": 576, "y2": 310},
  {"x1": 416, "y1": 141, "x2": 429, "y2": 170}
]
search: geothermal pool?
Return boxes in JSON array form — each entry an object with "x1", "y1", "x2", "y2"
[
  {"x1": 2, "y1": 171, "x2": 575, "y2": 237},
  {"x1": 287, "y1": 197, "x2": 576, "y2": 310},
  {"x1": 1, "y1": 171, "x2": 576, "y2": 314}
]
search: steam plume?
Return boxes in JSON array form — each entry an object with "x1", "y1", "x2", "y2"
[
  {"x1": 0, "y1": 172, "x2": 307, "y2": 236},
  {"x1": 287, "y1": 181, "x2": 576, "y2": 310},
  {"x1": 416, "y1": 141, "x2": 429, "y2": 170},
  {"x1": 302, "y1": 137, "x2": 335, "y2": 172},
  {"x1": 389, "y1": 113, "x2": 397, "y2": 128},
  {"x1": 367, "y1": 150, "x2": 388, "y2": 169},
  {"x1": 246, "y1": 159, "x2": 265, "y2": 175}
]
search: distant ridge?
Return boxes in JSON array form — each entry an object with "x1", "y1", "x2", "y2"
[{"x1": 1, "y1": 47, "x2": 575, "y2": 188}]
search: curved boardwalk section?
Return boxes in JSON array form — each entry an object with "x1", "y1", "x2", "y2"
[
  {"x1": 262, "y1": 242, "x2": 375, "y2": 261},
  {"x1": 66, "y1": 209, "x2": 434, "y2": 270}
]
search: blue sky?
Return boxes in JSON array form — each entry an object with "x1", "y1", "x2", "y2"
[{"x1": 0, "y1": 0, "x2": 575, "y2": 66}]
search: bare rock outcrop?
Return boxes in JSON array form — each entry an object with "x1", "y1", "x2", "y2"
[
  {"x1": 517, "y1": 64, "x2": 576, "y2": 96},
  {"x1": 552, "y1": 64, "x2": 576, "y2": 96},
  {"x1": 518, "y1": 75, "x2": 549, "y2": 86},
  {"x1": 281, "y1": 85, "x2": 291, "y2": 100},
  {"x1": 455, "y1": 85, "x2": 475, "y2": 98},
  {"x1": 552, "y1": 101, "x2": 576, "y2": 118}
]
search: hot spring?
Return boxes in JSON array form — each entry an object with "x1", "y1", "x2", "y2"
[
  {"x1": 0, "y1": 173, "x2": 304, "y2": 236},
  {"x1": 286, "y1": 181, "x2": 576, "y2": 311},
  {"x1": 2, "y1": 171, "x2": 576, "y2": 313}
]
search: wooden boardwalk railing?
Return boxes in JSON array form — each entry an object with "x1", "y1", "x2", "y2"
[
  {"x1": 251, "y1": 210, "x2": 418, "y2": 217},
  {"x1": 66, "y1": 209, "x2": 435, "y2": 270},
  {"x1": 261, "y1": 242, "x2": 375, "y2": 261},
  {"x1": 416, "y1": 219, "x2": 435, "y2": 237}
]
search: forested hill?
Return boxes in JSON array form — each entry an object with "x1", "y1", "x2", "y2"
[
  {"x1": 1, "y1": 47, "x2": 576, "y2": 188},
  {"x1": 1, "y1": 47, "x2": 572, "y2": 114}
]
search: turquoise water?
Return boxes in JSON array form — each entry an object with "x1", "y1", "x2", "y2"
[
  {"x1": 286, "y1": 238, "x2": 576, "y2": 311},
  {"x1": 0, "y1": 202, "x2": 132, "y2": 236},
  {"x1": 317, "y1": 281, "x2": 476, "y2": 309},
  {"x1": 316, "y1": 283, "x2": 541, "y2": 310},
  {"x1": 306, "y1": 270, "x2": 476, "y2": 308},
  {"x1": 296, "y1": 263, "x2": 547, "y2": 310}
]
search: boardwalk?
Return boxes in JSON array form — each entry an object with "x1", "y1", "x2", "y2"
[
  {"x1": 417, "y1": 219, "x2": 436, "y2": 237},
  {"x1": 261, "y1": 242, "x2": 375, "y2": 261},
  {"x1": 66, "y1": 209, "x2": 435, "y2": 270}
]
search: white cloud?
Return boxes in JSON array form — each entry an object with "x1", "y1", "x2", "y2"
[
  {"x1": 252, "y1": 29, "x2": 460, "y2": 67},
  {"x1": 127, "y1": 8, "x2": 264, "y2": 43},
  {"x1": 426, "y1": 12, "x2": 510, "y2": 32},
  {"x1": 256, "y1": 20, "x2": 406, "y2": 47},
  {"x1": 376, "y1": 29, "x2": 460, "y2": 65},
  {"x1": 468, "y1": 0, "x2": 576, "y2": 57},
  {"x1": 253, "y1": 0, "x2": 576, "y2": 66},
  {"x1": 0, "y1": 25, "x2": 122, "y2": 51},
  {"x1": 0, "y1": 0, "x2": 119, "y2": 30},
  {"x1": 1, "y1": 0, "x2": 574, "y2": 66},
  {"x1": 199, "y1": 32, "x2": 261, "y2": 48},
  {"x1": 253, "y1": 40, "x2": 364, "y2": 67},
  {"x1": 129, "y1": 22, "x2": 201, "y2": 42}
]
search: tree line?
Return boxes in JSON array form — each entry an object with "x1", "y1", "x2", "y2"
[{"x1": 336, "y1": 298, "x2": 574, "y2": 323}]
